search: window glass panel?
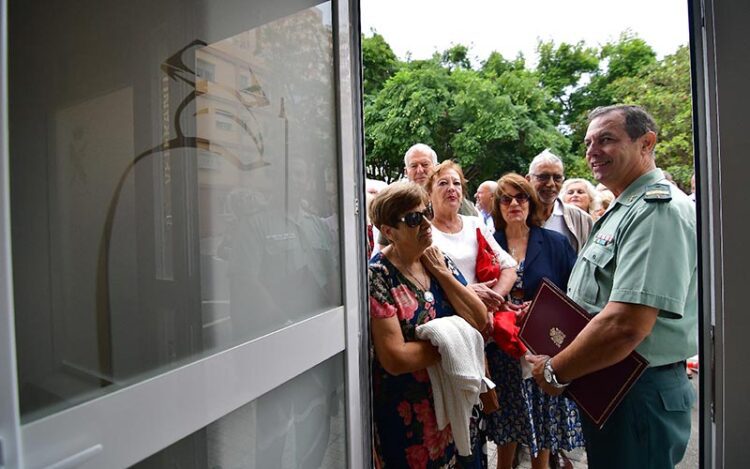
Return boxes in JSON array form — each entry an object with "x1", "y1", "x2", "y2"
[
  {"x1": 9, "y1": 0, "x2": 340, "y2": 422},
  {"x1": 131, "y1": 354, "x2": 346, "y2": 468}
]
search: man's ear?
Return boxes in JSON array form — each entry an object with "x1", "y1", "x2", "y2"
[
  {"x1": 525, "y1": 174, "x2": 531, "y2": 182},
  {"x1": 641, "y1": 131, "x2": 657, "y2": 154}
]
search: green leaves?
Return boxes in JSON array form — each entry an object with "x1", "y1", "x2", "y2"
[
  {"x1": 362, "y1": 32, "x2": 400, "y2": 98},
  {"x1": 362, "y1": 32, "x2": 694, "y2": 190}
]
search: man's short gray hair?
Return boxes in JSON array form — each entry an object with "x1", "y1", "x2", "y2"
[
  {"x1": 528, "y1": 149, "x2": 564, "y2": 175},
  {"x1": 404, "y1": 143, "x2": 438, "y2": 167},
  {"x1": 478, "y1": 180, "x2": 498, "y2": 191},
  {"x1": 588, "y1": 104, "x2": 658, "y2": 141}
]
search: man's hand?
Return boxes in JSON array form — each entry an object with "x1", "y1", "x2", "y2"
[
  {"x1": 469, "y1": 280, "x2": 506, "y2": 311},
  {"x1": 527, "y1": 354, "x2": 565, "y2": 396}
]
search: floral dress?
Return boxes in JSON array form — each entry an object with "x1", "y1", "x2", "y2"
[
  {"x1": 485, "y1": 260, "x2": 585, "y2": 456},
  {"x1": 369, "y1": 252, "x2": 471, "y2": 469}
]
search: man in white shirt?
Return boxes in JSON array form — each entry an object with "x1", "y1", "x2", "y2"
[
  {"x1": 474, "y1": 180, "x2": 497, "y2": 230},
  {"x1": 527, "y1": 149, "x2": 593, "y2": 253},
  {"x1": 403, "y1": 143, "x2": 437, "y2": 185}
]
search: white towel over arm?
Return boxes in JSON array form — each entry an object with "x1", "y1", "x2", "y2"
[{"x1": 415, "y1": 315, "x2": 490, "y2": 456}]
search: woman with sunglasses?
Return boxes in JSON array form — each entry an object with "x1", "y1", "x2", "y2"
[
  {"x1": 368, "y1": 180, "x2": 488, "y2": 468},
  {"x1": 486, "y1": 173, "x2": 584, "y2": 469}
]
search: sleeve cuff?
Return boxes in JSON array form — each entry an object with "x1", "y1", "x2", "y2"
[{"x1": 610, "y1": 289, "x2": 684, "y2": 318}]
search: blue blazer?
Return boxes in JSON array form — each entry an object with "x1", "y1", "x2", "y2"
[{"x1": 494, "y1": 226, "x2": 577, "y2": 301}]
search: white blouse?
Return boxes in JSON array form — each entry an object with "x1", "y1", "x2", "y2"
[{"x1": 431, "y1": 215, "x2": 516, "y2": 284}]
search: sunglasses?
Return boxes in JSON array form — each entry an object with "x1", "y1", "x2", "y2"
[
  {"x1": 498, "y1": 193, "x2": 530, "y2": 205},
  {"x1": 397, "y1": 204, "x2": 434, "y2": 227}
]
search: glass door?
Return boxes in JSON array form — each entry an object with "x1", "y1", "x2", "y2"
[{"x1": 1, "y1": 0, "x2": 366, "y2": 466}]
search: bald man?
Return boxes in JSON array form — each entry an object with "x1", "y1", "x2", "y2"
[{"x1": 474, "y1": 180, "x2": 497, "y2": 229}]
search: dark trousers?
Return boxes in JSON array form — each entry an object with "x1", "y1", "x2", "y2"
[{"x1": 582, "y1": 363, "x2": 694, "y2": 469}]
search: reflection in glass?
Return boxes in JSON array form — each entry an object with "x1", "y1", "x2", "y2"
[
  {"x1": 133, "y1": 354, "x2": 346, "y2": 468},
  {"x1": 10, "y1": 0, "x2": 340, "y2": 421}
]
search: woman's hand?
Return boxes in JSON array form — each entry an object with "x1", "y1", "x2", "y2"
[
  {"x1": 420, "y1": 245, "x2": 488, "y2": 331},
  {"x1": 468, "y1": 279, "x2": 506, "y2": 311},
  {"x1": 420, "y1": 245, "x2": 448, "y2": 276},
  {"x1": 504, "y1": 300, "x2": 531, "y2": 320}
]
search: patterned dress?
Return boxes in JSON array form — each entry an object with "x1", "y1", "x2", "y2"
[
  {"x1": 370, "y1": 252, "x2": 475, "y2": 469},
  {"x1": 485, "y1": 259, "x2": 585, "y2": 456}
]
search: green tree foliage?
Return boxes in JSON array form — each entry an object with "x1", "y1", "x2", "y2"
[
  {"x1": 361, "y1": 32, "x2": 400, "y2": 99},
  {"x1": 364, "y1": 49, "x2": 566, "y2": 187},
  {"x1": 364, "y1": 63, "x2": 454, "y2": 181},
  {"x1": 441, "y1": 44, "x2": 472, "y2": 70},
  {"x1": 567, "y1": 33, "x2": 658, "y2": 155},
  {"x1": 480, "y1": 51, "x2": 526, "y2": 77},
  {"x1": 607, "y1": 45, "x2": 693, "y2": 188},
  {"x1": 450, "y1": 67, "x2": 568, "y2": 184},
  {"x1": 536, "y1": 40, "x2": 599, "y2": 121},
  {"x1": 362, "y1": 32, "x2": 694, "y2": 189}
]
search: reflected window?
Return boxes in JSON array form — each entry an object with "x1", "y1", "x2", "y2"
[
  {"x1": 196, "y1": 58, "x2": 216, "y2": 82},
  {"x1": 9, "y1": 0, "x2": 340, "y2": 421}
]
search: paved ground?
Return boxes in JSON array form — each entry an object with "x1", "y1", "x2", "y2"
[{"x1": 487, "y1": 371, "x2": 700, "y2": 468}]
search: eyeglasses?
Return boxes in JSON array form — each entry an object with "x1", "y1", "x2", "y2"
[
  {"x1": 498, "y1": 193, "x2": 530, "y2": 205},
  {"x1": 397, "y1": 204, "x2": 434, "y2": 227},
  {"x1": 531, "y1": 173, "x2": 564, "y2": 183}
]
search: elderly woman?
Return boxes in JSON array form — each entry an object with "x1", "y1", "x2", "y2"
[
  {"x1": 486, "y1": 173, "x2": 585, "y2": 469},
  {"x1": 592, "y1": 189, "x2": 614, "y2": 221},
  {"x1": 425, "y1": 161, "x2": 517, "y2": 467},
  {"x1": 562, "y1": 178, "x2": 597, "y2": 215},
  {"x1": 426, "y1": 161, "x2": 517, "y2": 309},
  {"x1": 368, "y1": 181, "x2": 488, "y2": 468}
]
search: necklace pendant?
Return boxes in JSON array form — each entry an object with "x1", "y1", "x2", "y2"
[{"x1": 423, "y1": 290, "x2": 435, "y2": 303}]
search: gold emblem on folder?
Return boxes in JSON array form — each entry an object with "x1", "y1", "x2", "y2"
[{"x1": 550, "y1": 327, "x2": 566, "y2": 348}]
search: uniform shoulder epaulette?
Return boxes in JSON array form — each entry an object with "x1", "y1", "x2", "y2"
[{"x1": 643, "y1": 183, "x2": 672, "y2": 203}]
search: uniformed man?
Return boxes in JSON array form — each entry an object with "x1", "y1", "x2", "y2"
[{"x1": 528, "y1": 105, "x2": 697, "y2": 468}]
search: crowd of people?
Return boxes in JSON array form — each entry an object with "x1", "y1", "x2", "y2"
[{"x1": 366, "y1": 105, "x2": 698, "y2": 469}]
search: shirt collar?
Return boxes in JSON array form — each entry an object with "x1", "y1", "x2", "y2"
[
  {"x1": 614, "y1": 168, "x2": 664, "y2": 207},
  {"x1": 552, "y1": 198, "x2": 565, "y2": 215}
]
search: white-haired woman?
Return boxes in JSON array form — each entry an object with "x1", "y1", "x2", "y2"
[{"x1": 561, "y1": 178, "x2": 597, "y2": 215}]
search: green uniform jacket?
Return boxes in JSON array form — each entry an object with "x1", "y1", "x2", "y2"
[{"x1": 567, "y1": 169, "x2": 698, "y2": 366}]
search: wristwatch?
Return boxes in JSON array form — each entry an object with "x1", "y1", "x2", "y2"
[{"x1": 543, "y1": 358, "x2": 570, "y2": 389}]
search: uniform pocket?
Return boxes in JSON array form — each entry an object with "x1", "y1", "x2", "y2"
[
  {"x1": 578, "y1": 245, "x2": 615, "y2": 304},
  {"x1": 659, "y1": 383, "x2": 694, "y2": 413},
  {"x1": 583, "y1": 244, "x2": 614, "y2": 268}
]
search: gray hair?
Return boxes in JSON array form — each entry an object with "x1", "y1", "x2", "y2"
[
  {"x1": 478, "y1": 180, "x2": 498, "y2": 192},
  {"x1": 528, "y1": 149, "x2": 564, "y2": 175},
  {"x1": 404, "y1": 143, "x2": 438, "y2": 167}
]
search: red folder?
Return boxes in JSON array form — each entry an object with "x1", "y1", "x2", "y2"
[{"x1": 518, "y1": 278, "x2": 649, "y2": 429}]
